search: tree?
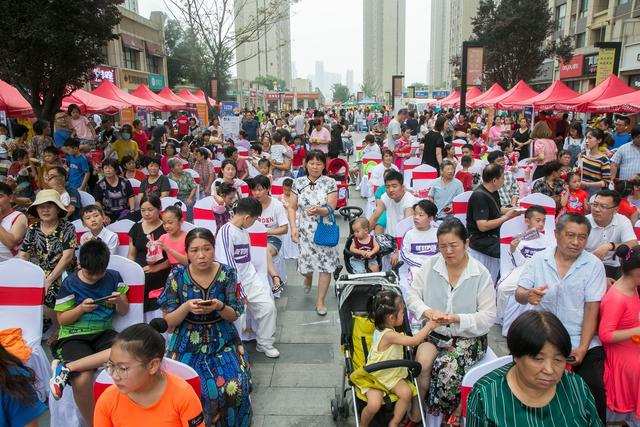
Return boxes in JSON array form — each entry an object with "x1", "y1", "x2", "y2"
[
  {"x1": 332, "y1": 83, "x2": 350, "y2": 103},
  {"x1": 253, "y1": 75, "x2": 286, "y2": 91},
  {"x1": 409, "y1": 82, "x2": 429, "y2": 89},
  {"x1": 361, "y1": 70, "x2": 381, "y2": 99},
  {"x1": 470, "y1": 0, "x2": 573, "y2": 88},
  {"x1": 164, "y1": 18, "x2": 210, "y2": 89},
  {"x1": 0, "y1": 0, "x2": 121, "y2": 121},
  {"x1": 167, "y1": 0, "x2": 293, "y2": 101}
]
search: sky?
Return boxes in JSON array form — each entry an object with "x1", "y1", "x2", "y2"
[{"x1": 138, "y1": 0, "x2": 430, "y2": 88}]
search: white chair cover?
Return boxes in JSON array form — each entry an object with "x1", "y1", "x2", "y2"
[
  {"x1": 193, "y1": 196, "x2": 218, "y2": 236},
  {"x1": 106, "y1": 219, "x2": 135, "y2": 257},
  {"x1": 78, "y1": 191, "x2": 95, "y2": 207}
]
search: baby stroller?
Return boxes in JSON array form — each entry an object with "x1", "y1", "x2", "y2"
[
  {"x1": 327, "y1": 158, "x2": 350, "y2": 208},
  {"x1": 331, "y1": 270, "x2": 426, "y2": 426}
]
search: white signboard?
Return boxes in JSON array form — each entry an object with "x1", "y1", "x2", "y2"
[{"x1": 221, "y1": 116, "x2": 241, "y2": 142}]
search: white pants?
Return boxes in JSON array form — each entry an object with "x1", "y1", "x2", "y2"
[
  {"x1": 495, "y1": 266, "x2": 523, "y2": 324},
  {"x1": 244, "y1": 275, "x2": 277, "y2": 347}
]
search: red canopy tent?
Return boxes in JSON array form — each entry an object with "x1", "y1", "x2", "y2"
[
  {"x1": 194, "y1": 89, "x2": 216, "y2": 106},
  {"x1": 62, "y1": 89, "x2": 130, "y2": 114},
  {"x1": 476, "y1": 80, "x2": 538, "y2": 110},
  {"x1": 0, "y1": 80, "x2": 32, "y2": 117},
  {"x1": 92, "y1": 80, "x2": 164, "y2": 111},
  {"x1": 590, "y1": 90, "x2": 640, "y2": 113},
  {"x1": 429, "y1": 90, "x2": 459, "y2": 107},
  {"x1": 443, "y1": 87, "x2": 483, "y2": 108},
  {"x1": 158, "y1": 87, "x2": 190, "y2": 108},
  {"x1": 177, "y1": 89, "x2": 204, "y2": 104},
  {"x1": 132, "y1": 84, "x2": 185, "y2": 111},
  {"x1": 550, "y1": 74, "x2": 635, "y2": 112},
  {"x1": 501, "y1": 80, "x2": 579, "y2": 110},
  {"x1": 467, "y1": 83, "x2": 505, "y2": 108}
]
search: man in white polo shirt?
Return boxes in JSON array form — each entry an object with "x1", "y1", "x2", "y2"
[{"x1": 585, "y1": 189, "x2": 638, "y2": 280}]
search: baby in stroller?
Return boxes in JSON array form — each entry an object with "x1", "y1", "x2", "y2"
[
  {"x1": 360, "y1": 288, "x2": 437, "y2": 427},
  {"x1": 349, "y1": 218, "x2": 381, "y2": 273}
]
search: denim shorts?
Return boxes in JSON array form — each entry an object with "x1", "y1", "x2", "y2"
[
  {"x1": 349, "y1": 258, "x2": 378, "y2": 273},
  {"x1": 267, "y1": 235, "x2": 282, "y2": 253}
]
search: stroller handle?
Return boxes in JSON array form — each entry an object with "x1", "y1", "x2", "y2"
[{"x1": 363, "y1": 360, "x2": 422, "y2": 377}]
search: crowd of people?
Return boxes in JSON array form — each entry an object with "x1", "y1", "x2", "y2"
[{"x1": 0, "y1": 101, "x2": 639, "y2": 427}]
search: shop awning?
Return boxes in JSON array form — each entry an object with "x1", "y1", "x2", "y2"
[
  {"x1": 442, "y1": 87, "x2": 483, "y2": 108},
  {"x1": 476, "y1": 80, "x2": 538, "y2": 110},
  {"x1": 0, "y1": 80, "x2": 32, "y2": 117},
  {"x1": 92, "y1": 80, "x2": 164, "y2": 111},
  {"x1": 132, "y1": 84, "x2": 185, "y2": 111},
  {"x1": 467, "y1": 83, "x2": 506, "y2": 109},
  {"x1": 121, "y1": 33, "x2": 144, "y2": 51},
  {"x1": 177, "y1": 89, "x2": 204, "y2": 104},
  {"x1": 549, "y1": 74, "x2": 636, "y2": 112},
  {"x1": 62, "y1": 89, "x2": 130, "y2": 114},
  {"x1": 194, "y1": 89, "x2": 216, "y2": 106},
  {"x1": 158, "y1": 87, "x2": 190, "y2": 108},
  {"x1": 590, "y1": 89, "x2": 640, "y2": 113},
  {"x1": 501, "y1": 80, "x2": 580, "y2": 110}
]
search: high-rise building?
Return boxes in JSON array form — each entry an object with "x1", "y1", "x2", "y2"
[
  {"x1": 429, "y1": 0, "x2": 479, "y2": 90},
  {"x1": 346, "y1": 69, "x2": 355, "y2": 93},
  {"x1": 363, "y1": 0, "x2": 406, "y2": 98},
  {"x1": 312, "y1": 61, "x2": 342, "y2": 99},
  {"x1": 234, "y1": 0, "x2": 292, "y2": 88}
]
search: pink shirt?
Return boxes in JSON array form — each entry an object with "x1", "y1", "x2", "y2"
[
  {"x1": 533, "y1": 138, "x2": 558, "y2": 164},
  {"x1": 158, "y1": 232, "x2": 186, "y2": 265},
  {"x1": 310, "y1": 127, "x2": 331, "y2": 153},
  {"x1": 71, "y1": 116, "x2": 94, "y2": 140}
]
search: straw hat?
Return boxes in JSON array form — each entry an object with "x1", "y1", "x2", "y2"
[{"x1": 28, "y1": 189, "x2": 67, "y2": 218}]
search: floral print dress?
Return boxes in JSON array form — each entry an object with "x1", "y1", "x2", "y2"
[
  {"x1": 20, "y1": 220, "x2": 77, "y2": 308},
  {"x1": 293, "y1": 175, "x2": 340, "y2": 274},
  {"x1": 159, "y1": 263, "x2": 252, "y2": 427}
]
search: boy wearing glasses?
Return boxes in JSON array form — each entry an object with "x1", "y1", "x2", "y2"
[{"x1": 49, "y1": 240, "x2": 129, "y2": 424}]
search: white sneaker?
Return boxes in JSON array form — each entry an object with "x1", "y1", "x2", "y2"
[
  {"x1": 256, "y1": 344, "x2": 280, "y2": 358},
  {"x1": 355, "y1": 185, "x2": 360, "y2": 191}
]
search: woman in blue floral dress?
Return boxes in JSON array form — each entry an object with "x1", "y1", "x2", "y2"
[{"x1": 159, "y1": 227, "x2": 252, "y2": 427}]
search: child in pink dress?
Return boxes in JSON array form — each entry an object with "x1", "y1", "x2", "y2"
[
  {"x1": 393, "y1": 126, "x2": 412, "y2": 170},
  {"x1": 598, "y1": 244, "x2": 640, "y2": 420},
  {"x1": 157, "y1": 204, "x2": 187, "y2": 266}
]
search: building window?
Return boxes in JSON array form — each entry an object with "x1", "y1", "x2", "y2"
[
  {"x1": 575, "y1": 32, "x2": 586, "y2": 48},
  {"x1": 147, "y1": 55, "x2": 161, "y2": 74},
  {"x1": 556, "y1": 4, "x2": 567, "y2": 32},
  {"x1": 123, "y1": 47, "x2": 138, "y2": 70},
  {"x1": 100, "y1": 44, "x2": 109, "y2": 64},
  {"x1": 123, "y1": 0, "x2": 138, "y2": 13},
  {"x1": 579, "y1": 0, "x2": 589, "y2": 18},
  {"x1": 565, "y1": 80, "x2": 581, "y2": 91},
  {"x1": 591, "y1": 27, "x2": 606, "y2": 43}
]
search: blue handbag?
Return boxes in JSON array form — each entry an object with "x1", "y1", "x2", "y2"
[{"x1": 313, "y1": 205, "x2": 340, "y2": 247}]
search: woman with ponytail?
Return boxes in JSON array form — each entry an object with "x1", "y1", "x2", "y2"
[
  {"x1": 94, "y1": 319, "x2": 204, "y2": 426},
  {"x1": 598, "y1": 244, "x2": 640, "y2": 421},
  {"x1": 0, "y1": 344, "x2": 46, "y2": 426}
]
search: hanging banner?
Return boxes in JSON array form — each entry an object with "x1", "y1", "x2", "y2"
[
  {"x1": 522, "y1": 105, "x2": 535, "y2": 128},
  {"x1": 135, "y1": 107, "x2": 148, "y2": 128},
  {"x1": 596, "y1": 48, "x2": 616, "y2": 85},
  {"x1": 120, "y1": 107, "x2": 134, "y2": 126},
  {"x1": 196, "y1": 103, "x2": 208, "y2": 126},
  {"x1": 467, "y1": 47, "x2": 484, "y2": 86},
  {"x1": 220, "y1": 101, "x2": 239, "y2": 117}
]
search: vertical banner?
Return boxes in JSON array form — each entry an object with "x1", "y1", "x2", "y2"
[
  {"x1": 210, "y1": 79, "x2": 218, "y2": 98},
  {"x1": 196, "y1": 104, "x2": 208, "y2": 126},
  {"x1": 135, "y1": 107, "x2": 148, "y2": 128},
  {"x1": 120, "y1": 108, "x2": 134, "y2": 126},
  {"x1": 522, "y1": 105, "x2": 535, "y2": 128},
  {"x1": 391, "y1": 75, "x2": 404, "y2": 111},
  {"x1": 407, "y1": 86, "x2": 416, "y2": 99},
  {"x1": 595, "y1": 48, "x2": 616, "y2": 85},
  {"x1": 466, "y1": 47, "x2": 484, "y2": 86},
  {"x1": 357, "y1": 91, "x2": 364, "y2": 102},
  {"x1": 220, "y1": 101, "x2": 239, "y2": 117},
  {"x1": 221, "y1": 116, "x2": 241, "y2": 142}
]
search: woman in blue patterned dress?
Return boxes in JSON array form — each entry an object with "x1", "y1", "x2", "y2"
[{"x1": 159, "y1": 227, "x2": 252, "y2": 427}]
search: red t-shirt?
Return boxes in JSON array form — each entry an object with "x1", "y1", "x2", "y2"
[
  {"x1": 564, "y1": 189, "x2": 589, "y2": 214},
  {"x1": 291, "y1": 144, "x2": 306, "y2": 167},
  {"x1": 132, "y1": 130, "x2": 148, "y2": 155},
  {"x1": 455, "y1": 170, "x2": 473, "y2": 192},
  {"x1": 176, "y1": 116, "x2": 189, "y2": 135},
  {"x1": 618, "y1": 197, "x2": 639, "y2": 220}
]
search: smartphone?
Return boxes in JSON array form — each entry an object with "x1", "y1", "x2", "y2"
[
  {"x1": 197, "y1": 300, "x2": 214, "y2": 307},
  {"x1": 91, "y1": 293, "x2": 120, "y2": 304}
]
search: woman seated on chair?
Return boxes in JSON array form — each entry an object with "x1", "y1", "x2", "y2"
[
  {"x1": 94, "y1": 319, "x2": 205, "y2": 426},
  {"x1": 466, "y1": 310, "x2": 602, "y2": 426},
  {"x1": 405, "y1": 218, "x2": 496, "y2": 425}
]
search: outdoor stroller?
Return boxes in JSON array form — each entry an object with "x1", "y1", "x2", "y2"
[
  {"x1": 327, "y1": 158, "x2": 350, "y2": 208},
  {"x1": 331, "y1": 270, "x2": 426, "y2": 426}
]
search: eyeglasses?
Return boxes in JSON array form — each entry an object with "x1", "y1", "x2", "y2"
[
  {"x1": 590, "y1": 202, "x2": 616, "y2": 210},
  {"x1": 104, "y1": 362, "x2": 144, "y2": 379}
]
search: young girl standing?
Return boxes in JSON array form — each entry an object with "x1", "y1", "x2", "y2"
[
  {"x1": 393, "y1": 126, "x2": 412, "y2": 170},
  {"x1": 560, "y1": 172, "x2": 589, "y2": 215},
  {"x1": 158, "y1": 205, "x2": 188, "y2": 267},
  {"x1": 360, "y1": 289, "x2": 437, "y2": 427}
]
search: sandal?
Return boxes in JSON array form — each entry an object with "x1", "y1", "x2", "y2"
[{"x1": 271, "y1": 275, "x2": 285, "y2": 293}]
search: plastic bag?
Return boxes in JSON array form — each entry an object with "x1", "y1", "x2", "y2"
[{"x1": 146, "y1": 234, "x2": 164, "y2": 265}]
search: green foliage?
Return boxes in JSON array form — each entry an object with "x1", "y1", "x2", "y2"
[
  {"x1": 470, "y1": 0, "x2": 574, "y2": 88},
  {"x1": 361, "y1": 70, "x2": 381, "y2": 99},
  {"x1": 164, "y1": 19, "x2": 211, "y2": 91},
  {"x1": 0, "y1": 0, "x2": 122, "y2": 121},
  {"x1": 331, "y1": 83, "x2": 350, "y2": 103}
]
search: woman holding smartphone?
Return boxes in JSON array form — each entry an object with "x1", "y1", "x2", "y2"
[{"x1": 159, "y1": 227, "x2": 252, "y2": 426}]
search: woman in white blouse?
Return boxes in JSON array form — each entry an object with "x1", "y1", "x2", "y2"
[{"x1": 406, "y1": 218, "x2": 496, "y2": 425}]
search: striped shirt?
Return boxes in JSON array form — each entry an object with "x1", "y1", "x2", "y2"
[
  {"x1": 466, "y1": 363, "x2": 603, "y2": 427},
  {"x1": 580, "y1": 153, "x2": 610, "y2": 184}
]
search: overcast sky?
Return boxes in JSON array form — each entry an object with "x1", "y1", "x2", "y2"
[{"x1": 138, "y1": 0, "x2": 430, "y2": 87}]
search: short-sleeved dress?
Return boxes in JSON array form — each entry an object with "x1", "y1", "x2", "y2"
[
  {"x1": 293, "y1": 175, "x2": 340, "y2": 274},
  {"x1": 21, "y1": 220, "x2": 77, "y2": 308},
  {"x1": 159, "y1": 264, "x2": 252, "y2": 427}
]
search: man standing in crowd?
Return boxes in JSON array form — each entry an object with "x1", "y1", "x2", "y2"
[
  {"x1": 292, "y1": 109, "x2": 306, "y2": 140},
  {"x1": 612, "y1": 116, "x2": 632, "y2": 149},
  {"x1": 453, "y1": 112, "x2": 470, "y2": 137},
  {"x1": 405, "y1": 110, "x2": 419, "y2": 140},
  {"x1": 242, "y1": 111, "x2": 260, "y2": 143},
  {"x1": 585, "y1": 189, "x2": 638, "y2": 280},
  {"x1": 466, "y1": 164, "x2": 518, "y2": 281},
  {"x1": 176, "y1": 111, "x2": 189, "y2": 140},
  {"x1": 386, "y1": 108, "x2": 407, "y2": 151},
  {"x1": 487, "y1": 151, "x2": 519, "y2": 208},
  {"x1": 309, "y1": 118, "x2": 331, "y2": 154},
  {"x1": 516, "y1": 213, "x2": 607, "y2": 424},
  {"x1": 610, "y1": 124, "x2": 640, "y2": 181}
]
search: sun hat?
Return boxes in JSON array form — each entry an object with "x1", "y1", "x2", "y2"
[{"x1": 27, "y1": 189, "x2": 67, "y2": 218}]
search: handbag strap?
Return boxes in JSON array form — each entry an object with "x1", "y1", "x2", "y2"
[{"x1": 317, "y1": 205, "x2": 336, "y2": 225}]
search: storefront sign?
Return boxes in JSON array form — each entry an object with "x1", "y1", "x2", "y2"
[
  {"x1": 148, "y1": 73, "x2": 164, "y2": 91},
  {"x1": 559, "y1": 55, "x2": 583, "y2": 79},
  {"x1": 415, "y1": 90, "x2": 429, "y2": 98},
  {"x1": 531, "y1": 61, "x2": 554, "y2": 82},
  {"x1": 120, "y1": 69, "x2": 148, "y2": 91},
  {"x1": 596, "y1": 48, "x2": 616, "y2": 84},
  {"x1": 432, "y1": 91, "x2": 449, "y2": 99},
  {"x1": 466, "y1": 47, "x2": 484, "y2": 86},
  {"x1": 583, "y1": 54, "x2": 598, "y2": 76},
  {"x1": 90, "y1": 66, "x2": 116, "y2": 87},
  {"x1": 621, "y1": 43, "x2": 640, "y2": 72}
]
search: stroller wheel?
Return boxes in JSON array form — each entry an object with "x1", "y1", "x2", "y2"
[
  {"x1": 340, "y1": 400, "x2": 350, "y2": 418},
  {"x1": 331, "y1": 398, "x2": 339, "y2": 421}
]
